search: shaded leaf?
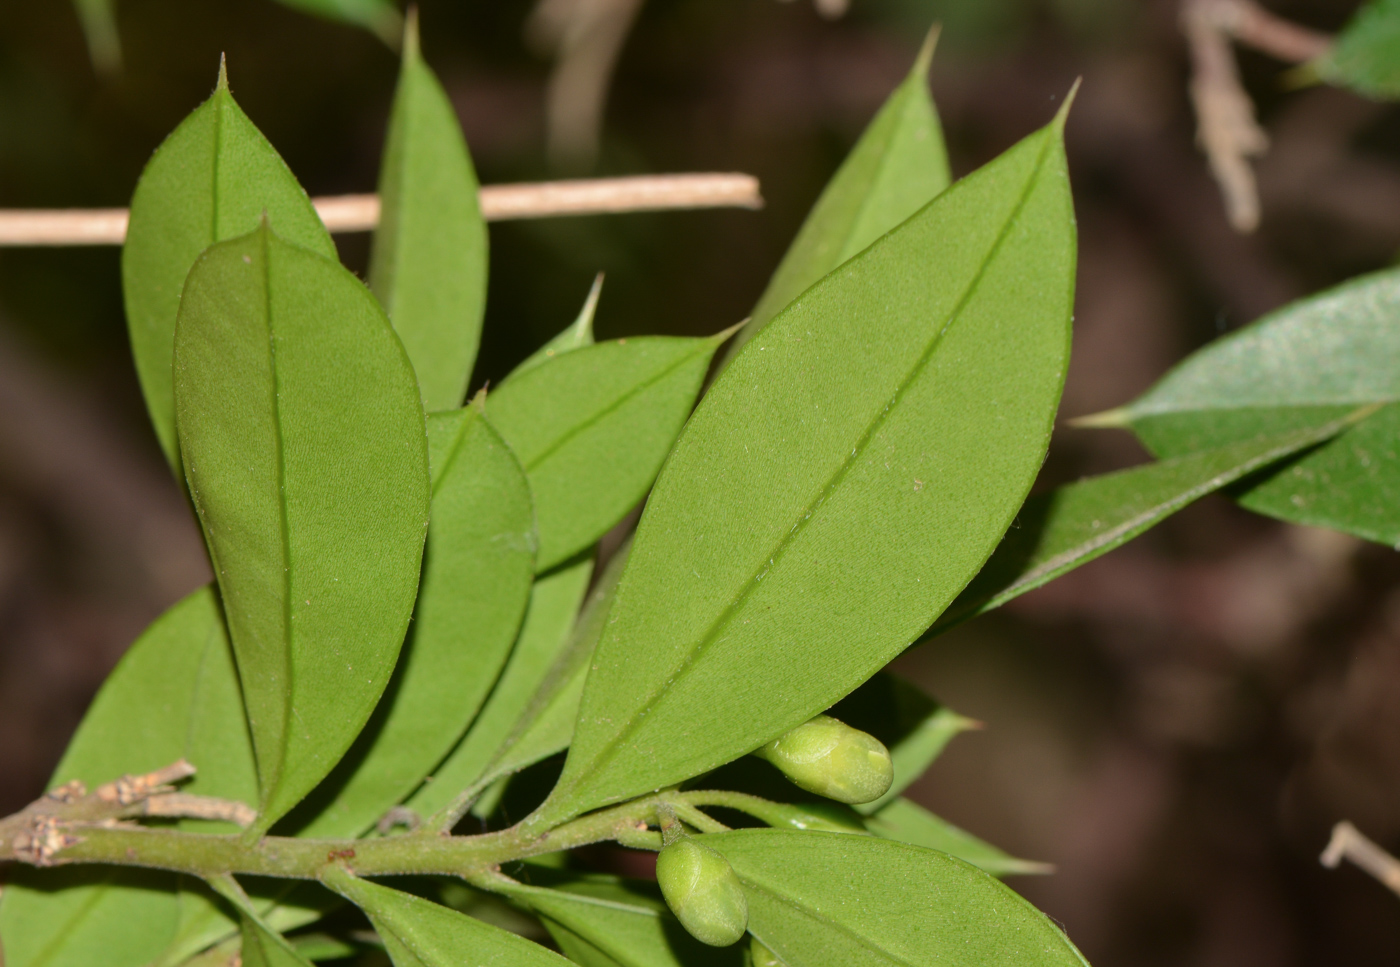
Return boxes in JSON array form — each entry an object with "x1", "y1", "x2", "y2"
[
  {"x1": 289, "y1": 401, "x2": 533, "y2": 837},
  {"x1": 320, "y1": 867, "x2": 571, "y2": 967},
  {"x1": 71, "y1": 0, "x2": 121, "y2": 73},
  {"x1": 864, "y1": 798, "x2": 1051, "y2": 878},
  {"x1": 123, "y1": 64, "x2": 335, "y2": 470},
  {"x1": 273, "y1": 0, "x2": 402, "y2": 46},
  {"x1": 938, "y1": 415, "x2": 1371, "y2": 631},
  {"x1": 533, "y1": 109, "x2": 1075, "y2": 827},
  {"x1": 1317, "y1": 0, "x2": 1400, "y2": 99},
  {"x1": 506, "y1": 273, "x2": 603, "y2": 383},
  {"x1": 174, "y1": 224, "x2": 429, "y2": 832},
  {"x1": 1097, "y1": 269, "x2": 1400, "y2": 545},
  {"x1": 369, "y1": 15, "x2": 488, "y2": 411},
  {"x1": 402, "y1": 552, "x2": 593, "y2": 820},
  {"x1": 488, "y1": 336, "x2": 724, "y2": 571},
  {"x1": 206, "y1": 878, "x2": 317, "y2": 967},
  {"x1": 726, "y1": 29, "x2": 949, "y2": 361},
  {"x1": 409, "y1": 543, "x2": 627, "y2": 825},
  {"x1": 495, "y1": 870, "x2": 742, "y2": 967},
  {"x1": 707, "y1": 829, "x2": 1087, "y2": 966},
  {"x1": 0, "y1": 587, "x2": 254, "y2": 967}
]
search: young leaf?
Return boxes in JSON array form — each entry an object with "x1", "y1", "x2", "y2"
[
  {"x1": 506, "y1": 273, "x2": 603, "y2": 383},
  {"x1": 273, "y1": 0, "x2": 403, "y2": 46},
  {"x1": 320, "y1": 867, "x2": 572, "y2": 967},
  {"x1": 1317, "y1": 0, "x2": 1400, "y2": 99},
  {"x1": 400, "y1": 553, "x2": 592, "y2": 819},
  {"x1": 123, "y1": 63, "x2": 335, "y2": 470},
  {"x1": 726, "y1": 29, "x2": 950, "y2": 361},
  {"x1": 289, "y1": 401, "x2": 533, "y2": 838},
  {"x1": 207, "y1": 877, "x2": 317, "y2": 967},
  {"x1": 1088, "y1": 269, "x2": 1400, "y2": 545},
  {"x1": 706, "y1": 829, "x2": 1087, "y2": 966},
  {"x1": 410, "y1": 543, "x2": 626, "y2": 826},
  {"x1": 488, "y1": 336, "x2": 725, "y2": 571},
  {"x1": 493, "y1": 871, "x2": 742, "y2": 967},
  {"x1": 174, "y1": 224, "x2": 430, "y2": 833},
  {"x1": 864, "y1": 798, "x2": 1052, "y2": 878},
  {"x1": 0, "y1": 587, "x2": 255, "y2": 967},
  {"x1": 830, "y1": 674, "x2": 979, "y2": 816},
  {"x1": 937, "y1": 414, "x2": 1371, "y2": 632},
  {"x1": 369, "y1": 14, "x2": 488, "y2": 411},
  {"x1": 532, "y1": 107, "x2": 1076, "y2": 827}
]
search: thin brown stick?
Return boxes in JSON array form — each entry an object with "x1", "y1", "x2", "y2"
[
  {"x1": 0, "y1": 173, "x2": 762, "y2": 247},
  {"x1": 1321, "y1": 821, "x2": 1400, "y2": 898},
  {"x1": 139, "y1": 793, "x2": 257, "y2": 828},
  {"x1": 1210, "y1": 0, "x2": 1332, "y2": 63}
]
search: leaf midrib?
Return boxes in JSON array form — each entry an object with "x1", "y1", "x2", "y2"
[
  {"x1": 516, "y1": 340, "x2": 711, "y2": 473},
  {"x1": 560, "y1": 131, "x2": 1055, "y2": 807}
]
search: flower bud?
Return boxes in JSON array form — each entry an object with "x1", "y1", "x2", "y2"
[
  {"x1": 756, "y1": 714, "x2": 893, "y2": 804},
  {"x1": 656, "y1": 838, "x2": 748, "y2": 947}
]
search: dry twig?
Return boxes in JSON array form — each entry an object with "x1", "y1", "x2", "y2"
[
  {"x1": 1321, "y1": 821, "x2": 1400, "y2": 898},
  {"x1": 0, "y1": 173, "x2": 762, "y2": 247},
  {"x1": 1181, "y1": 0, "x2": 1333, "y2": 233}
]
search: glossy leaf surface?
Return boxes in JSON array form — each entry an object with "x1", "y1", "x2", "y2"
[
  {"x1": 174, "y1": 225, "x2": 429, "y2": 832},
  {"x1": 536, "y1": 112, "x2": 1075, "y2": 826},
  {"x1": 1105, "y1": 270, "x2": 1400, "y2": 545},
  {"x1": 865, "y1": 798, "x2": 1052, "y2": 877},
  {"x1": 499, "y1": 871, "x2": 740, "y2": 967},
  {"x1": 938, "y1": 416, "x2": 1368, "y2": 632},
  {"x1": 369, "y1": 18, "x2": 487, "y2": 411},
  {"x1": 1318, "y1": 0, "x2": 1400, "y2": 99},
  {"x1": 291, "y1": 402, "x2": 533, "y2": 837},
  {"x1": 488, "y1": 336, "x2": 721, "y2": 571},
  {"x1": 507, "y1": 274, "x2": 602, "y2": 383},
  {"x1": 0, "y1": 587, "x2": 254, "y2": 967},
  {"x1": 707, "y1": 829, "x2": 1087, "y2": 966},
  {"x1": 321, "y1": 868, "x2": 571, "y2": 967},
  {"x1": 728, "y1": 30, "x2": 949, "y2": 359},
  {"x1": 123, "y1": 66, "x2": 335, "y2": 469}
]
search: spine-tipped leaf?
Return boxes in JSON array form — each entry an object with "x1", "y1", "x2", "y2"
[
  {"x1": 174, "y1": 224, "x2": 430, "y2": 833},
  {"x1": 533, "y1": 111, "x2": 1075, "y2": 826},
  {"x1": 123, "y1": 64, "x2": 335, "y2": 470},
  {"x1": 370, "y1": 16, "x2": 488, "y2": 411}
]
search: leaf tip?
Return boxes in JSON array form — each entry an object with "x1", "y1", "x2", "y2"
[
  {"x1": 1066, "y1": 406, "x2": 1130, "y2": 430},
  {"x1": 1053, "y1": 77, "x2": 1082, "y2": 133},
  {"x1": 216, "y1": 53, "x2": 229, "y2": 93},
  {"x1": 402, "y1": 6, "x2": 421, "y2": 61},
  {"x1": 913, "y1": 24, "x2": 941, "y2": 79},
  {"x1": 713, "y1": 318, "x2": 749, "y2": 344},
  {"x1": 468, "y1": 387, "x2": 489, "y2": 413}
]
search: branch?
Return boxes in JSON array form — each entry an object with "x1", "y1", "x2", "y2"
[
  {"x1": 0, "y1": 173, "x2": 763, "y2": 247},
  {"x1": 1321, "y1": 821, "x2": 1400, "y2": 898}
]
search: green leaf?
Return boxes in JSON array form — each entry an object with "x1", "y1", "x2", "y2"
[
  {"x1": 507, "y1": 273, "x2": 602, "y2": 384},
  {"x1": 123, "y1": 63, "x2": 336, "y2": 471},
  {"x1": 320, "y1": 867, "x2": 571, "y2": 967},
  {"x1": 494, "y1": 871, "x2": 742, "y2": 967},
  {"x1": 0, "y1": 587, "x2": 255, "y2": 967},
  {"x1": 369, "y1": 15, "x2": 488, "y2": 411},
  {"x1": 726, "y1": 29, "x2": 950, "y2": 361},
  {"x1": 706, "y1": 829, "x2": 1087, "y2": 966},
  {"x1": 1317, "y1": 0, "x2": 1400, "y2": 99},
  {"x1": 865, "y1": 798, "x2": 1052, "y2": 878},
  {"x1": 533, "y1": 108, "x2": 1075, "y2": 827},
  {"x1": 174, "y1": 223, "x2": 430, "y2": 833},
  {"x1": 206, "y1": 878, "x2": 317, "y2": 967},
  {"x1": 829, "y1": 674, "x2": 979, "y2": 816},
  {"x1": 401, "y1": 552, "x2": 592, "y2": 819},
  {"x1": 409, "y1": 543, "x2": 627, "y2": 826},
  {"x1": 289, "y1": 401, "x2": 534, "y2": 837},
  {"x1": 487, "y1": 336, "x2": 724, "y2": 571},
  {"x1": 938, "y1": 415, "x2": 1371, "y2": 632},
  {"x1": 273, "y1": 0, "x2": 402, "y2": 46},
  {"x1": 1097, "y1": 268, "x2": 1400, "y2": 546}
]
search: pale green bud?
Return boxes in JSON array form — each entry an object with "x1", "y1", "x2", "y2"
[
  {"x1": 757, "y1": 714, "x2": 894, "y2": 804},
  {"x1": 656, "y1": 838, "x2": 748, "y2": 947}
]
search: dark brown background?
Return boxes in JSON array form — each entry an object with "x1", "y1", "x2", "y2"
[{"x1": 2, "y1": 0, "x2": 1400, "y2": 963}]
